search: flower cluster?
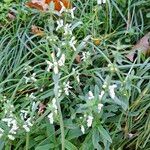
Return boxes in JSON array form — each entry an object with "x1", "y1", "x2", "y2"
[
  {"x1": 20, "y1": 110, "x2": 34, "y2": 133},
  {"x1": 23, "y1": 118, "x2": 33, "y2": 132},
  {"x1": 63, "y1": 81, "x2": 72, "y2": 96},
  {"x1": 46, "y1": 53, "x2": 65, "y2": 74},
  {"x1": 24, "y1": 73, "x2": 37, "y2": 84},
  {"x1": 2, "y1": 117, "x2": 18, "y2": 140},
  {"x1": 87, "y1": 90, "x2": 104, "y2": 113},
  {"x1": 48, "y1": 98, "x2": 58, "y2": 124}
]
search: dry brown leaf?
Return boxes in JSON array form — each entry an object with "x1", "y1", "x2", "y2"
[
  {"x1": 75, "y1": 54, "x2": 81, "y2": 63},
  {"x1": 31, "y1": 25, "x2": 45, "y2": 36},
  {"x1": 26, "y1": 0, "x2": 71, "y2": 11},
  {"x1": 8, "y1": 12, "x2": 16, "y2": 20},
  {"x1": 126, "y1": 32, "x2": 150, "y2": 61},
  {"x1": 38, "y1": 103, "x2": 46, "y2": 115}
]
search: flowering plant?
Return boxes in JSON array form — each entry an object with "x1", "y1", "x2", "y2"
[{"x1": 0, "y1": 0, "x2": 150, "y2": 150}]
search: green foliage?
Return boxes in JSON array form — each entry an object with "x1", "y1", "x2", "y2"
[{"x1": 0, "y1": 0, "x2": 150, "y2": 150}]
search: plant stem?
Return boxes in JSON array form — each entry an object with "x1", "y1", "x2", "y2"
[
  {"x1": 53, "y1": 74, "x2": 65, "y2": 150},
  {"x1": 25, "y1": 133, "x2": 29, "y2": 150},
  {"x1": 57, "y1": 101, "x2": 65, "y2": 150}
]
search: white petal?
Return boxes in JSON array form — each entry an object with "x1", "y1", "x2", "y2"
[
  {"x1": 99, "y1": 91, "x2": 105, "y2": 99},
  {"x1": 88, "y1": 91, "x2": 94, "y2": 100},
  {"x1": 81, "y1": 125, "x2": 85, "y2": 134},
  {"x1": 8, "y1": 134, "x2": 15, "y2": 140},
  {"x1": 109, "y1": 84, "x2": 117, "y2": 99}
]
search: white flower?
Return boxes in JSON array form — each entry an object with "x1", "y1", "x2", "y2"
[
  {"x1": 56, "y1": 19, "x2": 64, "y2": 31},
  {"x1": 81, "y1": 125, "x2": 85, "y2": 134},
  {"x1": 26, "y1": 118, "x2": 33, "y2": 127},
  {"x1": 30, "y1": 73, "x2": 37, "y2": 82},
  {"x1": 2, "y1": 118, "x2": 18, "y2": 136},
  {"x1": 40, "y1": 88, "x2": 43, "y2": 92},
  {"x1": 103, "y1": 0, "x2": 106, "y2": 3},
  {"x1": 59, "y1": 1, "x2": 76, "y2": 18},
  {"x1": 99, "y1": 90, "x2": 105, "y2": 100},
  {"x1": 23, "y1": 125, "x2": 30, "y2": 132},
  {"x1": 69, "y1": 36, "x2": 77, "y2": 51},
  {"x1": 24, "y1": 76, "x2": 30, "y2": 84},
  {"x1": 98, "y1": 103, "x2": 103, "y2": 113},
  {"x1": 20, "y1": 110, "x2": 28, "y2": 120},
  {"x1": 23, "y1": 118, "x2": 33, "y2": 132},
  {"x1": 58, "y1": 54, "x2": 65, "y2": 66},
  {"x1": 29, "y1": 93, "x2": 36, "y2": 100},
  {"x1": 109, "y1": 84, "x2": 117, "y2": 99},
  {"x1": 8, "y1": 134, "x2": 15, "y2": 140},
  {"x1": 128, "y1": 133, "x2": 134, "y2": 138},
  {"x1": 64, "y1": 24, "x2": 72, "y2": 35},
  {"x1": 31, "y1": 102, "x2": 36, "y2": 111},
  {"x1": 24, "y1": 65, "x2": 32, "y2": 72},
  {"x1": 52, "y1": 98, "x2": 57, "y2": 111},
  {"x1": 97, "y1": 0, "x2": 102, "y2": 4},
  {"x1": 59, "y1": 1, "x2": 66, "y2": 14},
  {"x1": 58, "y1": 89, "x2": 62, "y2": 97},
  {"x1": 88, "y1": 91, "x2": 94, "y2": 100},
  {"x1": 24, "y1": 73, "x2": 37, "y2": 84},
  {"x1": 87, "y1": 115, "x2": 93, "y2": 127},
  {"x1": 97, "y1": 0, "x2": 106, "y2": 5},
  {"x1": 57, "y1": 48, "x2": 61, "y2": 57},
  {"x1": 102, "y1": 82, "x2": 107, "y2": 89},
  {"x1": 64, "y1": 81, "x2": 72, "y2": 95},
  {"x1": 82, "y1": 52, "x2": 90, "y2": 61},
  {"x1": 46, "y1": 60, "x2": 53, "y2": 72},
  {"x1": 66, "y1": 7, "x2": 76, "y2": 19},
  {"x1": 48, "y1": 113, "x2": 54, "y2": 124}
]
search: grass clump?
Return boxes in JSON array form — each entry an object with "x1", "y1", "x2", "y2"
[{"x1": 0, "y1": 0, "x2": 150, "y2": 150}]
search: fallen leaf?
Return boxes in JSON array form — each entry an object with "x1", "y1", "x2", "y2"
[
  {"x1": 8, "y1": 12, "x2": 16, "y2": 20},
  {"x1": 26, "y1": 0, "x2": 48, "y2": 11},
  {"x1": 26, "y1": 0, "x2": 71, "y2": 11},
  {"x1": 126, "y1": 32, "x2": 150, "y2": 61},
  {"x1": 75, "y1": 54, "x2": 81, "y2": 63},
  {"x1": 31, "y1": 25, "x2": 45, "y2": 36},
  {"x1": 38, "y1": 103, "x2": 46, "y2": 115}
]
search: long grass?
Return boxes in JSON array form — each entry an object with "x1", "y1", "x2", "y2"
[{"x1": 0, "y1": 0, "x2": 150, "y2": 149}]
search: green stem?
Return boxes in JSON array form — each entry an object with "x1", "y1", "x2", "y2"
[
  {"x1": 25, "y1": 133, "x2": 29, "y2": 150},
  {"x1": 57, "y1": 101, "x2": 65, "y2": 150},
  {"x1": 53, "y1": 74, "x2": 65, "y2": 150}
]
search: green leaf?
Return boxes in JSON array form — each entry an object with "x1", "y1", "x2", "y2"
[
  {"x1": 92, "y1": 129, "x2": 102, "y2": 150},
  {"x1": 66, "y1": 128, "x2": 82, "y2": 140},
  {"x1": 65, "y1": 140, "x2": 78, "y2": 150},
  {"x1": 35, "y1": 144, "x2": 54, "y2": 150},
  {"x1": 0, "y1": 140, "x2": 4, "y2": 150},
  {"x1": 98, "y1": 125, "x2": 112, "y2": 143}
]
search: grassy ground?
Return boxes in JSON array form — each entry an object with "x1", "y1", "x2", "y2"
[{"x1": 0, "y1": 0, "x2": 150, "y2": 149}]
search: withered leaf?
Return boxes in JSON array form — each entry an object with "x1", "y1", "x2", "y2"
[
  {"x1": 26, "y1": 0, "x2": 71, "y2": 11},
  {"x1": 75, "y1": 54, "x2": 81, "y2": 63},
  {"x1": 38, "y1": 103, "x2": 46, "y2": 115},
  {"x1": 126, "y1": 32, "x2": 150, "y2": 61},
  {"x1": 31, "y1": 25, "x2": 44, "y2": 36},
  {"x1": 8, "y1": 12, "x2": 16, "y2": 20}
]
